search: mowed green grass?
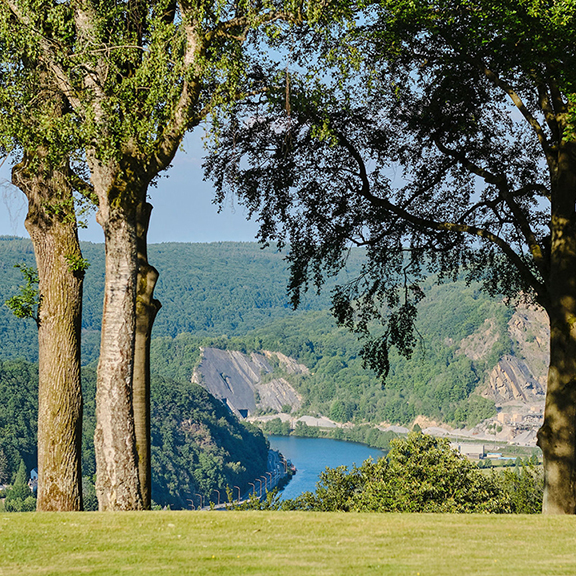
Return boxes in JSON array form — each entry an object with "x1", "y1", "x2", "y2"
[{"x1": 1, "y1": 511, "x2": 575, "y2": 576}]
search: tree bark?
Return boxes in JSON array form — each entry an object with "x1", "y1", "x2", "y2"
[
  {"x1": 93, "y1": 186, "x2": 143, "y2": 511},
  {"x1": 537, "y1": 146, "x2": 576, "y2": 514},
  {"x1": 133, "y1": 200, "x2": 161, "y2": 509},
  {"x1": 13, "y1": 156, "x2": 84, "y2": 512},
  {"x1": 539, "y1": 306, "x2": 576, "y2": 514}
]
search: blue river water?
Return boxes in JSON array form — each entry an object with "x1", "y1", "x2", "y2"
[{"x1": 268, "y1": 435, "x2": 384, "y2": 500}]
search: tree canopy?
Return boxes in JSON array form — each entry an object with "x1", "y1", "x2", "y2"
[
  {"x1": 207, "y1": 0, "x2": 575, "y2": 369},
  {"x1": 0, "y1": 0, "x2": 329, "y2": 510},
  {"x1": 205, "y1": 0, "x2": 576, "y2": 513}
]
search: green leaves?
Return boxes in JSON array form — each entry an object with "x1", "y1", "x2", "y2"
[
  {"x1": 64, "y1": 253, "x2": 90, "y2": 274},
  {"x1": 5, "y1": 264, "x2": 39, "y2": 322},
  {"x1": 204, "y1": 0, "x2": 576, "y2": 401},
  {"x1": 285, "y1": 432, "x2": 543, "y2": 513}
]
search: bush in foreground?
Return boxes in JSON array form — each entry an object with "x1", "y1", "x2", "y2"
[{"x1": 276, "y1": 433, "x2": 543, "y2": 513}]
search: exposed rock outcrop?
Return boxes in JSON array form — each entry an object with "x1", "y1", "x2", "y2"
[
  {"x1": 482, "y1": 355, "x2": 546, "y2": 403},
  {"x1": 462, "y1": 303, "x2": 549, "y2": 405},
  {"x1": 507, "y1": 305, "x2": 549, "y2": 390},
  {"x1": 257, "y1": 378, "x2": 302, "y2": 412},
  {"x1": 263, "y1": 350, "x2": 310, "y2": 375},
  {"x1": 459, "y1": 318, "x2": 501, "y2": 361},
  {"x1": 192, "y1": 347, "x2": 303, "y2": 418}
]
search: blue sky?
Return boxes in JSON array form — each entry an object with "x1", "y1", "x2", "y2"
[{"x1": 0, "y1": 132, "x2": 260, "y2": 244}]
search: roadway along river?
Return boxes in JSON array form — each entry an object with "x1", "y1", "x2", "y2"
[{"x1": 268, "y1": 435, "x2": 384, "y2": 500}]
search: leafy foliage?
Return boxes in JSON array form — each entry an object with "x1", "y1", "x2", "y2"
[
  {"x1": 0, "y1": 360, "x2": 38, "y2": 481},
  {"x1": 4, "y1": 460, "x2": 36, "y2": 513},
  {"x1": 148, "y1": 376, "x2": 269, "y2": 509},
  {"x1": 204, "y1": 0, "x2": 576, "y2": 378},
  {"x1": 0, "y1": 239, "x2": 38, "y2": 361},
  {"x1": 280, "y1": 433, "x2": 542, "y2": 513},
  {"x1": 4, "y1": 264, "x2": 39, "y2": 322}
]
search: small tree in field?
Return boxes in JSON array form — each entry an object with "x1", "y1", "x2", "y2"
[{"x1": 5, "y1": 460, "x2": 36, "y2": 512}]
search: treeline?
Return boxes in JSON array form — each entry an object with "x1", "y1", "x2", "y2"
[
  {"x1": 0, "y1": 360, "x2": 268, "y2": 509},
  {"x1": 2, "y1": 238, "x2": 511, "y2": 428},
  {"x1": 0, "y1": 238, "x2": 37, "y2": 362},
  {"x1": 0, "y1": 238, "x2": 358, "y2": 364},
  {"x1": 262, "y1": 418, "x2": 398, "y2": 451}
]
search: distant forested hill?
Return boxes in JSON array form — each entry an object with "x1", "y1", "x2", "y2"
[
  {"x1": 0, "y1": 237, "x2": 361, "y2": 363},
  {"x1": 0, "y1": 359, "x2": 268, "y2": 508},
  {"x1": 0, "y1": 237, "x2": 38, "y2": 361},
  {"x1": 149, "y1": 278, "x2": 512, "y2": 428},
  {"x1": 1, "y1": 237, "x2": 546, "y2": 430}
]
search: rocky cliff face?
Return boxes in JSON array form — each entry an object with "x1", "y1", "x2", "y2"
[
  {"x1": 458, "y1": 318, "x2": 501, "y2": 361},
  {"x1": 458, "y1": 303, "x2": 549, "y2": 405},
  {"x1": 192, "y1": 347, "x2": 304, "y2": 418},
  {"x1": 484, "y1": 355, "x2": 546, "y2": 403}
]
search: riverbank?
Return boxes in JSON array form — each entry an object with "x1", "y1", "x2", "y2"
[
  {"x1": 255, "y1": 417, "x2": 398, "y2": 451},
  {"x1": 251, "y1": 415, "x2": 541, "y2": 463},
  {"x1": 2, "y1": 511, "x2": 574, "y2": 575}
]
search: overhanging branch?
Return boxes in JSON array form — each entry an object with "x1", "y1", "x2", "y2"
[
  {"x1": 335, "y1": 129, "x2": 548, "y2": 301},
  {"x1": 433, "y1": 136, "x2": 549, "y2": 279},
  {"x1": 478, "y1": 60, "x2": 557, "y2": 172}
]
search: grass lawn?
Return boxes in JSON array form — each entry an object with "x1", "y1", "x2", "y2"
[{"x1": 1, "y1": 511, "x2": 575, "y2": 575}]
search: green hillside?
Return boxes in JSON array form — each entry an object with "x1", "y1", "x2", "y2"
[
  {"x1": 1, "y1": 237, "x2": 525, "y2": 429},
  {"x1": 150, "y1": 290, "x2": 502, "y2": 428},
  {"x1": 0, "y1": 238, "x2": 38, "y2": 361},
  {"x1": 0, "y1": 237, "x2": 358, "y2": 364},
  {"x1": 0, "y1": 359, "x2": 268, "y2": 509}
]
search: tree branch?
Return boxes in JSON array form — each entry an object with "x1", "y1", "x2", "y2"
[
  {"x1": 546, "y1": 67, "x2": 567, "y2": 119},
  {"x1": 536, "y1": 82, "x2": 560, "y2": 143},
  {"x1": 479, "y1": 60, "x2": 556, "y2": 170},
  {"x1": 148, "y1": 1, "x2": 295, "y2": 179},
  {"x1": 432, "y1": 136, "x2": 548, "y2": 280},
  {"x1": 2, "y1": 0, "x2": 82, "y2": 111},
  {"x1": 433, "y1": 136, "x2": 502, "y2": 185},
  {"x1": 335, "y1": 129, "x2": 548, "y2": 301},
  {"x1": 457, "y1": 197, "x2": 503, "y2": 224}
]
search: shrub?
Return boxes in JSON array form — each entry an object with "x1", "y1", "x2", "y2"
[
  {"x1": 4, "y1": 460, "x2": 36, "y2": 512},
  {"x1": 282, "y1": 433, "x2": 542, "y2": 513}
]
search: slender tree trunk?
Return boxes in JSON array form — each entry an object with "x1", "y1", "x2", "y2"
[
  {"x1": 94, "y1": 189, "x2": 143, "y2": 511},
  {"x1": 13, "y1": 157, "x2": 84, "y2": 512},
  {"x1": 133, "y1": 200, "x2": 161, "y2": 509},
  {"x1": 537, "y1": 151, "x2": 576, "y2": 514}
]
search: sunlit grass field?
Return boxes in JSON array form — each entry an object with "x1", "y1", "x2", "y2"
[{"x1": 1, "y1": 511, "x2": 575, "y2": 575}]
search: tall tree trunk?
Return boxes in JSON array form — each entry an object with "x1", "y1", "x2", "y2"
[
  {"x1": 13, "y1": 156, "x2": 84, "y2": 512},
  {"x1": 94, "y1": 191, "x2": 143, "y2": 511},
  {"x1": 539, "y1": 305, "x2": 576, "y2": 514},
  {"x1": 537, "y1": 151, "x2": 576, "y2": 514},
  {"x1": 133, "y1": 200, "x2": 161, "y2": 509}
]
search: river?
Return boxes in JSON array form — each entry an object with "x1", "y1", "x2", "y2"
[{"x1": 268, "y1": 435, "x2": 384, "y2": 500}]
